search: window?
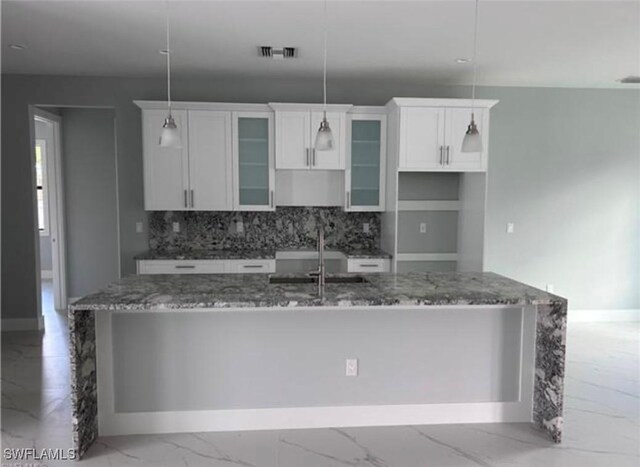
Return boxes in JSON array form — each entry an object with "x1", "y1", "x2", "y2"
[{"x1": 35, "y1": 139, "x2": 49, "y2": 235}]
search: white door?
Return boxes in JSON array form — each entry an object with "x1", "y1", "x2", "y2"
[
  {"x1": 142, "y1": 109, "x2": 190, "y2": 210},
  {"x1": 310, "y1": 111, "x2": 345, "y2": 170},
  {"x1": 275, "y1": 111, "x2": 311, "y2": 169},
  {"x1": 445, "y1": 108, "x2": 487, "y2": 171},
  {"x1": 188, "y1": 111, "x2": 233, "y2": 210},
  {"x1": 398, "y1": 107, "x2": 445, "y2": 170}
]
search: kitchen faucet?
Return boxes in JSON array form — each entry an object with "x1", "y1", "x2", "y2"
[{"x1": 310, "y1": 228, "x2": 326, "y2": 294}]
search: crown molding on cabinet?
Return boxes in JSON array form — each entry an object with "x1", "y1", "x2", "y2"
[
  {"x1": 387, "y1": 98, "x2": 499, "y2": 110},
  {"x1": 269, "y1": 102, "x2": 354, "y2": 113},
  {"x1": 134, "y1": 100, "x2": 272, "y2": 112}
]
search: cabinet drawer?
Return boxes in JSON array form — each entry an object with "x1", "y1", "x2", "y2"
[
  {"x1": 347, "y1": 258, "x2": 390, "y2": 273},
  {"x1": 226, "y1": 260, "x2": 276, "y2": 274},
  {"x1": 137, "y1": 260, "x2": 226, "y2": 275}
]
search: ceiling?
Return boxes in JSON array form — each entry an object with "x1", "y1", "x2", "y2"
[{"x1": 2, "y1": 0, "x2": 639, "y2": 88}]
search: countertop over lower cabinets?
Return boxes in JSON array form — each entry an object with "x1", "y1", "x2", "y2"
[{"x1": 134, "y1": 247, "x2": 392, "y2": 261}]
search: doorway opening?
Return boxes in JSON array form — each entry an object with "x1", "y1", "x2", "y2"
[{"x1": 32, "y1": 108, "x2": 67, "y2": 331}]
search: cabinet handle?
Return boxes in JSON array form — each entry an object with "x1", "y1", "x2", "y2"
[
  {"x1": 347, "y1": 191, "x2": 351, "y2": 209},
  {"x1": 312, "y1": 148, "x2": 316, "y2": 166},
  {"x1": 359, "y1": 264, "x2": 380, "y2": 268},
  {"x1": 190, "y1": 189, "x2": 194, "y2": 208},
  {"x1": 306, "y1": 148, "x2": 310, "y2": 166},
  {"x1": 439, "y1": 146, "x2": 444, "y2": 165},
  {"x1": 184, "y1": 189, "x2": 188, "y2": 208},
  {"x1": 243, "y1": 264, "x2": 264, "y2": 269},
  {"x1": 175, "y1": 265, "x2": 196, "y2": 269},
  {"x1": 446, "y1": 146, "x2": 450, "y2": 165},
  {"x1": 270, "y1": 190, "x2": 274, "y2": 208}
]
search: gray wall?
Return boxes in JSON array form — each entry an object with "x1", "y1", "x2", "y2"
[
  {"x1": 1, "y1": 74, "x2": 638, "y2": 321},
  {"x1": 60, "y1": 108, "x2": 119, "y2": 298}
]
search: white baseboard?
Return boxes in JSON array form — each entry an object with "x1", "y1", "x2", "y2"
[
  {"x1": 569, "y1": 309, "x2": 640, "y2": 323},
  {"x1": 40, "y1": 270, "x2": 53, "y2": 279},
  {"x1": 99, "y1": 402, "x2": 532, "y2": 437},
  {"x1": 1, "y1": 316, "x2": 45, "y2": 332}
]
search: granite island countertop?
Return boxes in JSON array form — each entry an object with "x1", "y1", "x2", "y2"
[{"x1": 70, "y1": 272, "x2": 564, "y2": 311}]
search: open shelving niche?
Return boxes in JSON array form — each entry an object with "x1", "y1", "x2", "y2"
[{"x1": 382, "y1": 171, "x2": 487, "y2": 273}]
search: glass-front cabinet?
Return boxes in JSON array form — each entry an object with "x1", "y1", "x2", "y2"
[
  {"x1": 345, "y1": 112, "x2": 386, "y2": 211},
  {"x1": 232, "y1": 112, "x2": 275, "y2": 211}
]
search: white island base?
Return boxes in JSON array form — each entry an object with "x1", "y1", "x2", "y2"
[{"x1": 95, "y1": 305, "x2": 536, "y2": 437}]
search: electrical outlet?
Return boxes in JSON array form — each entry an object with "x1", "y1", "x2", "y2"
[
  {"x1": 546, "y1": 284, "x2": 555, "y2": 293},
  {"x1": 506, "y1": 222, "x2": 515, "y2": 234},
  {"x1": 419, "y1": 223, "x2": 427, "y2": 233},
  {"x1": 135, "y1": 222, "x2": 143, "y2": 233},
  {"x1": 346, "y1": 358, "x2": 358, "y2": 377},
  {"x1": 363, "y1": 223, "x2": 370, "y2": 234},
  {"x1": 172, "y1": 222, "x2": 180, "y2": 233}
]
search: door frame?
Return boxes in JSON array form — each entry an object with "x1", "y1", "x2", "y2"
[{"x1": 30, "y1": 106, "x2": 68, "y2": 314}]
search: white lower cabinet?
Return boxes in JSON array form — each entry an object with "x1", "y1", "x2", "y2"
[
  {"x1": 137, "y1": 259, "x2": 276, "y2": 275},
  {"x1": 347, "y1": 258, "x2": 391, "y2": 273}
]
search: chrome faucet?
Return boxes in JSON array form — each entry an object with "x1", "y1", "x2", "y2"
[{"x1": 310, "y1": 228, "x2": 326, "y2": 294}]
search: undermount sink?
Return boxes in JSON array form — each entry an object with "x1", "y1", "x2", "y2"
[{"x1": 268, "y1": 275, "x2": 368, "y2": 285}]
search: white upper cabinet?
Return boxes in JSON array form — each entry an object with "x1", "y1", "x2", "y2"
[
  {"x1": 345, "y1": 111, "x2": 386, "y2": 212},
  {"x1": 274, "y1": 111, "x2": 311, "y2": 169},
  {"x1": 188, "y1": 111, "x2": 233, "y2": 210},
  {"x1": 392, "y1": 98, "x2": 497, "y2": 172},
  {"x1": 445, "y1": 108, "x2": 487, "y2": 171},
  {"x1": 142, "y1": 109, "x2": 190, "y2": 210},
  {"x1": 232, "y1": 111, "x2": 275, "y2": 211},
  {"x1": 399, "y1": 107, "x2": 445, "y2": 170},
  {"x1": 271, "y1": 104, "x2": 351, "y2": 171}
]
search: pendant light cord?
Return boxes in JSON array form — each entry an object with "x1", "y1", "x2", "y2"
[
  {"x1": 470, "y1": 0, "x2": 479, "y2": 116},
  {"x1": 322, "y1": 0, "x2": 328, "y2": 114},
  {"x1": 166, "y1": 8, "x2": 172, "y2": 114}
]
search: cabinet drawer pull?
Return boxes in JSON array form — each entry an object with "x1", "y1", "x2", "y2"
[
  {"x1": 175, "y1": 265, "x2": 196, "y2": 269},
  {"x1": 359, "y1": 264, "x2": 380, "y2": 268},
  {"x1": 184, "y1": 189, "x2": 188, "y2": 208},
  {"x1": 243, "y1": 264, "x2": 264, "y2": 269}
]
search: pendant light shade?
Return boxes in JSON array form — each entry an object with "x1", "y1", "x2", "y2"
[
  {"x1": 315, "y1": 0, "x2": 334, "y2": 151},
  {"x1": 461, "y1": 0, "x2": 482, "y2": 153},
  {"x1": 461, "y1": 114, "x2": 483, "y2": 152},
  {"x1": 159, "y1": 10, "x2": 181, "y2": 148},
  {"x1": 159, "y1": 115, "x2": 181, "y2": 147},
  {"x1": 315, "y1": 114, "x2": 334, "y2": 151}
]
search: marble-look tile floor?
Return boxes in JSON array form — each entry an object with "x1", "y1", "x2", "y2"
[{"x1": 2, "y1": 283, "x2": 639, "y2": 466}]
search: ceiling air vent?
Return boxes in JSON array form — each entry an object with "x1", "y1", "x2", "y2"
[
  {"x1": 258, "y1": 46, "x2": 297, "y2": 60},
  {"x1": 619, "y1": 76, "x2": 640, "y2": 84}
]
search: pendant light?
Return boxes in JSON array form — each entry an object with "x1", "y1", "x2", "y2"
[
  {"x1": 461, "y1": 0, "x2": 482, "y2": 153},
  {"x1": 314, "y1": 0, "x2": 334, "y2": 151},
  {"x1": 159, "y1": 9, "x2": 181, "y2": 148}
]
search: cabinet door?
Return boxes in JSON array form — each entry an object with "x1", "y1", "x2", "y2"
[
  {"x1": 445, "y1": 108, "x2": 487, "y2": 171},
  {"x1": 398, "y1": 107, "x2": 445, "y2": 170},
  {"x1": 275, "y1": 111, "x2": 311, "y2": 169},
  {"x1": 142, "y1": 109, "x2": 189, "y2": 210},
  {"x1": 345, "y1": 114, "x2": 386, "y2": 211},
  {"x1": 233, "y1": 112, "x2": 275, "y2": 211},
  {"x1": 187, "y1": 111, "x2": 233, "y2": 210},
  {"x1": 310, "y1": 111, "x2": 346, "y2": 170}
]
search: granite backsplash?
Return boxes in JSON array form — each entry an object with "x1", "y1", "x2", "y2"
[{"x1": 149, "y1": 208, "x2": 381, "y2": 252}]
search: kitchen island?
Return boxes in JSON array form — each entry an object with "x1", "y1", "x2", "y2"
[{"x1": 69, "y1": 272, "x2": 567, "y2": 459}]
